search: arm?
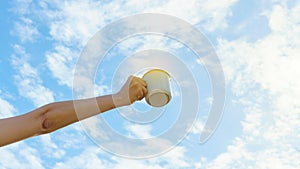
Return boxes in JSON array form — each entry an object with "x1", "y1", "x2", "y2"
[{"x1": 0, "y1": 76, "x2": 147, "y2": 147}]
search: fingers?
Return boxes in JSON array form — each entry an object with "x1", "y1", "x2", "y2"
[
  {"x1": 137, "y1": 78, "x2": 147, "y2": 87},
  {"x1": 130, "y1": 76, "x2": 147, "y2": 87},
  {"x1": 115, "y1": 75, "x2": 148, "y2": 106},
  {"x1": 136, "y1": 86, "x2": 147, "y2": 101},
  {"x1": 129, "y1": 76, "x2": 148, "y2": 101},
  {"x1": 142, "y1": 86, "x2": 148, "y2": 96}
]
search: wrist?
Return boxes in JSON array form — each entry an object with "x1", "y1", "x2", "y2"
[{"x1": 112, "y1": 93, "x2": 129, "y2": 107}]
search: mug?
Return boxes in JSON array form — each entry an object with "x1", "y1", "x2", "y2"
[{"x1": 143, "y1": 69, "x2": 172, "y2": 107}]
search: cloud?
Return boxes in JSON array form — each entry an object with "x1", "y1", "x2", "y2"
[
  {"x1": 109, "y1": 146, "x2": 192, "y2": 169},
  {"x1": 203, "y1": 1, "x2": 300, "y2": 168},
  {"x1": 4, "y1": 0, "x2": 250, "y2": 168},
  {"x1": 0, "y1": 97, "x2": 16, "y2": 118},
  {"x1": 42, "y1": 0, "x2": 238, "y2": 47},
  {"x1": 116, "y1": 35, "x2": 184, "y2": 57},
  {"x1": 36, "y1": 0, "x2": 238, "y2": 100},
  {"x1": 53, "y1": 146, "x2": 109, "y2": 169},
  {"x1": 11, "y1": 44, "x2": 54, "y2": 107},
  {"x1": 125, "y1": 123, "x2": 153, "y2": 139},
  {"x1": 51, "y1": 144, "x2": 192, "y2": 169},
  {"x1": 46, "y1": 45, "x2": 77, "y2": 88},
  {"x1": 121, "y1": 0, "x2": 238, "y2": 31},
  {"x1": 39, "y1": 134, "x2": 66, "y2": 159},
  {"x1": 0, "y1": 142, "x2": 44, "y2": 169},
  {"x1": 10, "y1": 0, "x2": 33, "y2": 15},
  {"x1": 9, "y1": 0, "x2": 239, "y2": 93},
  {"x1": 11, "y1": 17, "x2": 40, "y2": 42},
  {"x1": 36, "y1": 0, "x2": 236, "y2": 166},
  {"x1": 153, "y1": 146, "x2": 190, "y2": 168},
  {"x1": 46, "y1": 45, "x2": 109, "y2": 98},
  {"x1": 44, "y1": 0, "x2": 106, "y2": 47}
]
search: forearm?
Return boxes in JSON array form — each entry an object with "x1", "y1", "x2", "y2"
[
  {"x1": 0, "y1": 113, "x2": 41, "y2": 146},
  {"x1": 0, "y1": 76, "x2": 147, "y2": 147},
  {"x1": 35, "y1": 94, "x2": 121, "y2": 134},
  {"x1": 0, "y1": 94, "x2": 119, "y2": 147}
]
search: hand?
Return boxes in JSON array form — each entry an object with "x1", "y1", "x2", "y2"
[{"x1": 113, "y1": 76, "x2": 148, "y2": 107}]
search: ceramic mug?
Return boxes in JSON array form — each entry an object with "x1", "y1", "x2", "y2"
[{"x1": 143, "y1": 69, "x2": 172, "y2": 107}]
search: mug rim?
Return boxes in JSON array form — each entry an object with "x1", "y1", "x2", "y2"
[
  {"x1": 145, "y1": 89, "x2": 172, "y2": 107},
  {"x1": 142, "y1": 68, "x2": 171, "y2": 78}
]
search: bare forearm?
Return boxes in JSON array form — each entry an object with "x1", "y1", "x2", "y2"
[
  {"x1": 0, "y1": 76, "x2": 147, "y2": 147},
  {"x1": 0, "y1": 94, "x2": 120, "y2": 147},
  {"x1": 0, "y1": 114, "x2": 41, "y2": 146},
  {"x1": 35, "y1": 94, "x2": 123, "y2": 134}
]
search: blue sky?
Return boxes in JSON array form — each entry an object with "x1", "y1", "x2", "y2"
[{"x1": 1, "y1": 0, "x2": 300, "y2": 168}]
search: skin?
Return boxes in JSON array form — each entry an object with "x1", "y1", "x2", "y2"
[{"x1": 0, "y1": 76, "x2": 147, "y2": 147}]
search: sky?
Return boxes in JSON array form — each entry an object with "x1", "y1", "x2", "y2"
[{"x1": 0, "y1": 0, "x2": 300, "y2": 168}]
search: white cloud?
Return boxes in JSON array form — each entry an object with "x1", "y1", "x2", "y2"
[
  {"x1": 117, "y1": 35, "x2": 184, "y2": 56},
  {"x1": 122, "y1": 0, "x2": 238, "y2": 31},
  {"x1": 172, "y1": 0, "x2": 239, "y2": 30},
  {"x1": 11, "y1": 0, "x2": 33, "y2": 15},
  {"x1": 125, "y1": 123, "x2": 153, "y2": 139},
  {"x1": 197, "y1": 0, "x2": 238, "y2": 31},
  {"x1": 11, "y1": 17, "x2": 39, "y2": 42},
  {"x1": 43, "y1": 0, "x2": 237, "y2": 46},
  {"x1": 109, "y1": 158, "x2": 163, "y2": 169},
  {"x1": 46, "y1": 45, "x2": 77, "y2": 88},
  {"x1": 11, "y1": 44, "x2": 54, "y2": 107},
  {"x1": 0, "y1": 97, "x2": 16, "y2": 118},
  {"x1": 64, "y1": 145, "x2": 191, "y2": 169},
  {"x1": 82, "y1": 117, "x2": 111, "y2": 141},
  {"x1": 108, "y1": 146, "x2": 192, "y2": 169},
  {"x1": 155, "y1": 146, "x2": 190, "y2": 168},
  {"x1": 45, "y1": 0, "x2": 106, "y2": 47},
  {"x1": 6, "y1": 0, "x2": 288, "y2": 168},
  {"x1": 53, "y1": 146, "x2": 108, "y2": 169},
  {"x1": 9, "y1": 0, "x2": 239, "y2": 95},
  {"x1": 204, "y1": 1, "x2": 300, "y2": 168},
  {"x1": 35, "y1": 0, "x2": 238, "y2": 166},
  {"x1": 39, "y1": 134, "x2": 66, "y2": 159},
  {"x1": 0, "y1": 142, "x2": 44, "y2": 169},
  {"x1": 37, "y1": 0, "x2": 238, "y2": 100},
  {"x1": 190, "y1": 119, "x2": 205, "y2": 135}
]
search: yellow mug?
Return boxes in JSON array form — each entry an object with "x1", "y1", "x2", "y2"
[{"x1": 143, "y1": 69, "x2": 172, "y2": 107}]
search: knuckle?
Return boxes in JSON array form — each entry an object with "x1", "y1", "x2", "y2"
[{"x1": 132, "y1": 82, "x2": 139, "y2": 88}]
